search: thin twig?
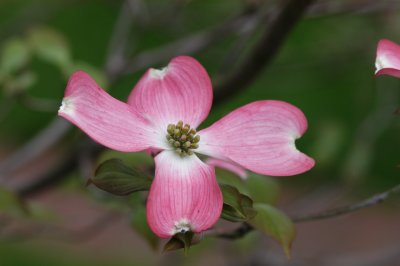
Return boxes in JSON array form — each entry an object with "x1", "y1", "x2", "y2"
[
  {"x1": 105, "y1": 0, "x2": 138, "y2": 81},
  {"x1": 308, "y1": 0, "x2": 400, "y2": 17},
  {"x1": 15, "y1": 139, "x2": 103, "y2": 197},
  {"x1": 217, "y1": 23, "x2": 258, "y2": 76},
  {"x1": 119, "y1": 8, "x2": 265, "y2": 77},
  {"x1": 209, "y1": 183, "x2": 400, "y2": 239},
  {"x1": 291, "y1": 183, "x2": 400, "y2": 223},
  {"x1": 213, "y1": 0, "x2": 316, "y2": 104}
]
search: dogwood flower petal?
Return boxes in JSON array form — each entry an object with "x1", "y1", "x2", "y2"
[
  {"x1": 206, "y1": 158, "x2": 248, "y2": 179},
  {"x1": 375, "y1": 39, "x2": 400, "y2": 78},
  {"x1": 197, "y1": 100, "x2": 315, "y2": 176},
  {"x1": 146, "y1": 150, "x2": 222, "y2": 238},
  {"x1": 58, "y1": 71, "x2": 164, "y2": 152},
  {"x1": 127, "y1": 56, "x2": 213, "y2": 131}
]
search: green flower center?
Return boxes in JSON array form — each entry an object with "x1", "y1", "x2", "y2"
[{"x1": 166, "y1": 121, "x2": 200, "y2": 157}]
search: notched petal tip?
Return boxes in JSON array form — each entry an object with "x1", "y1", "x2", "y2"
[
  {"x1": 146, "y1": 56, "x2": 202, "y2": 81},
  {"x1": 149, "y1": 66, "x2": 169, "y2": 80},
  {"x1": 171, "y1": 218, "x2": 192, "y2": 235},
  {"x1": 58, "y1": 97, "x2": 74, "y2": 115}
]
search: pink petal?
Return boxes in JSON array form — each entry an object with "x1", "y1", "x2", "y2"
[
  {"x1": 58, "y1": 71, "x2": 165, "y2": 152},
  {"x1": 127, "y1": 56, "x2": 212, "y2": 131},
  {"x1": 197, "y1": 100, "x2": 315, "y2": 176},
  {"x1": 375, "y1": 39, "x2": 400, "y2": 78},
  {"x1": 146, "y1": 150, "x2": 222, "y2": 238},
  {"x1": 206, "y1": 158, "x2": 248, "y2": 179}
]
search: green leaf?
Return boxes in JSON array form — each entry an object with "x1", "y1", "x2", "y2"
[
  {"x1": 130, "y1": 205, "x2": 158, "y2": 250},
  {"x1": 220, "y1": 184, "x2": 257, "y2": 222},
  {"x1": 240, "y1": 194, "x2": 258, "y2": 218},
  {"x1": 216, "y1": 168, "x2": 247, "y2": 193},
  {"x1": 89, "y1": 158, "x2": 152, "y2": 196},
  {"x1": 3, "y1": 71, "x2": 37, "y2": 95},
  {"x1": 0, "y1": 186, "x2": 29, "y2": 217},
  {"x1": 0, "y1": 38, "x2": 30, "y2": 75},
  {"x1": 27, "y1": 27, "x2": 72, "y2": 72},
  {"x1": 217, "y1": 169, "x2": 280, "y2": 205},
  {"x1": 163, "y1": 232, "x2": 194, "y2": 255},
  {"x1": 163, "y1": 236, "x2": 185, "y2": 253},
  {"x1": 246, "y1": 173, "x2": 280, "y2": 205},
  {"x1": 249, "y1": 203, "x2": 295, "y2": 257}
]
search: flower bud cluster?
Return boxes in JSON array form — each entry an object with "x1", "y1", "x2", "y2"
[{"x1": 166, "y1": 121, "x2": 200, "y2": 156}]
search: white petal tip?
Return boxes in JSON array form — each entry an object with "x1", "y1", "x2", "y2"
[
  {"x1": 171, "y1": 218, "x2": 192, "y2": 235},
  {"x1": 58, "y1": 97, "x2": 74, "y2": 115},
  {"x1": 375, "y1": 58, "x2": 384, "y2": 74},
  {"x1": 149, "y1": 66, "x2": 169, "y2": 79}
]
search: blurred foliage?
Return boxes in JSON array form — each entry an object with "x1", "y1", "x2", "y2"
[
  {"x1": 0, "y1": 186, "x2": 28, "y2": 217},
  {"x1": 0, "y1": 0, "x2": 397, "y2": 191},
  {"x1": 0, "y1": 186, "x2": 57, "y2": 222}
]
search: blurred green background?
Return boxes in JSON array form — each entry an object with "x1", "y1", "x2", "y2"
[{"x1": 0, "y1": 0, "x2": 399, "y2": 265}]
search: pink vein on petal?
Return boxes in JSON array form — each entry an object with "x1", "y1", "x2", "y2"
[
  {"x1": 127, "y1": 56, "x2": 213, "y2": 131},
  {"x1": 375, "y1": 39, "x2": 400, "y2": 78},
  {"x1": 197, "y1": 100, "x2": 315, "y2": 176},
  {"x1": 58, "y1": 71, "x2": 164, "y2": 152},
  {"x1": 146, "y1": 150, "x2": 222, "y2": 238}
]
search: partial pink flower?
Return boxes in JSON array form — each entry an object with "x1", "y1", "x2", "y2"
[
  {"x1": 58, "y1": 56, "x2": 315, "y2": 238},
  {"x1": 375, "y1": 39, "x2": 400, "y2": 78},
  {"x1": 206, "y1": 158, "x2": 248, "y2": 180}
]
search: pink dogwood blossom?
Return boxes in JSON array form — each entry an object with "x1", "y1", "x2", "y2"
[
  {"x1": 375, "y1": 39, "x2": 400, "y2": 78},
  {"x1": 58, "y1": 56, "x2": 314, "y2": 238}
]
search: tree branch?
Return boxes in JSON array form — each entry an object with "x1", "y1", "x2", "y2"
[
  {"x1": 0, "y1": 0, "x2": 136, "y2": 187},
  {"x1": 0, "y1": 118, "x2": 71, "y2": 179},
  {"x1": 308, "y1": 0, "x2": 400, "y2": 17},
  {"x1": 213, "y1": 0, "x2": 316, "y2": 104},
  {"x1": 15, "y1": 139, "x2": 103, "y2": 197},
  {"x1": 291, "y1": 183, "x2": 400, "y2": 223},
  {"x1": 209, "y1": 183, "x2": 400, "y2": 239},
  {"x1": 118, "y1": 8, "x2": 267, "y2": 77},
  {"x1": 105, "y1": 0, "x2": 142, "y2": 81}
]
